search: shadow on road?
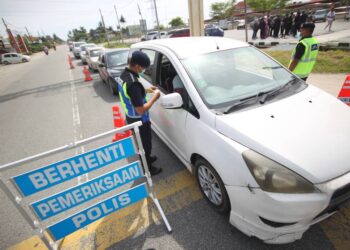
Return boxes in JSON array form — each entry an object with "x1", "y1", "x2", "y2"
[
  {"x1": 0, "y1": 78, "x2": 88, "y2": 103},
  {"x1": 91, "y1": 79, "x2": 119, "y2": 103}
]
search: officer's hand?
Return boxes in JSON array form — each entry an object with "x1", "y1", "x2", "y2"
[
  {"x1": 153, "y1": 89, "x2": 161, "y2": 100},
  {"x1": 146, "y1": 86, "x2": 157, "y2": 93}
]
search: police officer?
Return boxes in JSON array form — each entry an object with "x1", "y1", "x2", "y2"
[
  {"x1": 118, "y1": 51, "x2": 162, "y2": 176},
  {"x1": 288, "y1": 22, "x2": 319, "y2": 82}
]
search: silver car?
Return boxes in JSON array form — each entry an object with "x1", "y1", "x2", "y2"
[
  {"x1": 80, "y1": 43, "x2": 96, "y2": 64},
  {"x1": 86, "y1": 47, "x2": 105, "y2": 72},
  {"x1": 1, "y1": 53, "x2": 31, "y2": 65}
]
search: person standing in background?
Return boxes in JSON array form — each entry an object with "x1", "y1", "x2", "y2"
[{"x1": 324, "y1": 7, "x2": 336, "y2": 32}]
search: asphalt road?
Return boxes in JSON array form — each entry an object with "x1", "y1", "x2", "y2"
[{"x1": 0, "y1": 45, "x2": 349, "y2": 250}]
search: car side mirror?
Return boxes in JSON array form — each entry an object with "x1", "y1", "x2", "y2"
[
  {"x1": 99, "y1": 63, "x2": 105, "y2": 67},
  {"x1": 160, "y1": 93, "x2": 183, "y2": 109}
]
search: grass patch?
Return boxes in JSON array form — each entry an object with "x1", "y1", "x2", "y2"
[
  {"x1": 264, "y1": 49, "x2": 350, "y2": 73},
  {"x1": 103, "y1": 41, "x2": 131, "y2": 49}
]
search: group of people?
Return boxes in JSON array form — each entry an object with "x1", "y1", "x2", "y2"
[{"x1": 251, "y1": 11, "x2": 312, "y2": 40}]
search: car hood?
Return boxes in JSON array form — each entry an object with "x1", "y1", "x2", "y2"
[{"x1": 215, "y1": 85, "x2": 350, "y2": 183}]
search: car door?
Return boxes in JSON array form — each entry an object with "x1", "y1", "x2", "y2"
[
  {"x1": 98, "y1": 54, "x2": 107, "y2": 81},
  {"x1": 10, "y1": 54, "x2": 19, "y2": 63},
  {"x1": 139, "y1": 49, "x2": 197, "y2": 160}
]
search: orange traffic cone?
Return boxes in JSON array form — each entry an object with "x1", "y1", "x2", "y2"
[
  {"x1": 112, "y1": 105, "x2": 132, "y2": 142},
  {"x1": 337, "y1": 75, "x2": 350, "y2": 106},
  {"x1": 83, "y1": 65, "x2": 93, "y2": 81},
  {"x1": 68, "y1": 54, "x2": 74, "y2": 69}
]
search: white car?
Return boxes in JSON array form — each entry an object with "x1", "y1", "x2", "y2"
[
  {"x1": 72, "y1": 41, "x2": 86, "y2": 59},
  {"x1": 129, "y1": 37, "x2": 350, "y2": 244},
  {"x1": 86, "y1": 47, "x2": 104, "y2": 72},
  {"x1": 1, "y1": 53, "x2": 31, "y2": 65},
  {"x1": 141, "y1": 31, "x2": 168, "y2": 41},
  {"x1": 80, "y1": 43, "x2": 96, "y2": 64}
]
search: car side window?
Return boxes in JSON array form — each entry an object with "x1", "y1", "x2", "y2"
[
  {"x1": 11, "y1": 54, "x2": 18, "y2": 57},
  {"x1": 140, "y1": 49, "x2": 156, "y2": 82},
  {"x1": 4, "y1": 54, "x2": 10, "y2": 58},
  {"x1": 157, "y1": 53, "x2": 199, "y2": 118}
]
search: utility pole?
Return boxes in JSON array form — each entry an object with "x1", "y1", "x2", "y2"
[
  {"x1": 99, "y1": 8, "x2": 110, "y2": 45},
  {"x1": 244, "y1": 0, "x2": 248, "y2": 42},
  {"x1": 153, "y1": 0, "x2": 161, "y2": 38},
  {"x1": 114, "y1": 4, "x2": 124, "y2": 44},
  {"x1": 137, "y1": 3, "x2": 146, "y2": 36}
]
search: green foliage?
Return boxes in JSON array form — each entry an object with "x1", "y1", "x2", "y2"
[
  {"x1": 247, "y1": 0, "x2": 289, "y2": 13},
  {"x1": 210, "y1": 0, "x2": 235, "y2": 19},
  {"x1": 168, "y1": 17, "x2": 185, "y2": 27},
  {"x1": 68, "y1": 26, "x2": 88, "y2": 41},
  {"x1": 265, "y1": 50, "x2": 350, "y2": 73},
  {"x1": 154, "y1": 24, "x2": 165, "y2": 30}
]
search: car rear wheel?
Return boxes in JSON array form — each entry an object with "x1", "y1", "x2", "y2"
[
  {"x1": 195, "y1": 158, "x2": 230, "y2": 214},
  {"x1": 108, "y1": 78, "x2": 117, "y2": 95},
  {"x1": 3, "y1": 61, "x2": 9, "y2": 65}
]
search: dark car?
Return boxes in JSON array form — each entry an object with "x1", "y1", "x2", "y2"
[
  {"x1": 205, "y1": 25, "x2": 224, "y2": 37},
  {"x1": 97, "y1": 48, "x2": 129, "y2": 95},
  {"x1": 168, "y1": 28, "x2": 190, "y2": 38}
]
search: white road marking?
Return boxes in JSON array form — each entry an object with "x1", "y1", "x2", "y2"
[{"x1": 68, "y1": 68, "x2": 88, "y2": 184}]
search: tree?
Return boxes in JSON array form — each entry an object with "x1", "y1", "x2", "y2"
[
  {"x1": 154, "y1": 24, "x2": 165, "y2": 30},
  {"x1": 247, "y1": 0, "x2": 289, "y2": 13},
  {"x1": 210, "y1": 0, "x2": 235, "y2": 20},
  {"x1": 168, "y1": 17, "x2": 185, "y2": 27},
  {"x1": 120, "y1": 15, "x2": 126, "y2": 24}
]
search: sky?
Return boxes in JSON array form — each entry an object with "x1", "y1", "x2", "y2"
[{"x1": 0, "y1": 0, "x2": 225, "y2": 40}]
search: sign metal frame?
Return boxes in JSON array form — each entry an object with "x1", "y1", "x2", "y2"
[{"x1": 0, "y1": 122, "x2": 172, "y2": 250}]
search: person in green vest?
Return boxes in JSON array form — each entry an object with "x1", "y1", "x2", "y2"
[{"x1": 288, "y1": 22, "x2": 319, "y2": 81}]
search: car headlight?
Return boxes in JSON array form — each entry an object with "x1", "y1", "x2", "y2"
[{"x1": 242, "y1": 150, "x2": 318, "y2": 193}]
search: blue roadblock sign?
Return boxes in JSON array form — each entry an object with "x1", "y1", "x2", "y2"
[
  {"x1": 31, "y1": 161, "x2": 143, "y2": 221},
  {"x1": 12, "y1": 137, "x2": 135, "y2": 197},
  {"x1": 47, "y1": 183, "x2": 148, "y2": 241}
]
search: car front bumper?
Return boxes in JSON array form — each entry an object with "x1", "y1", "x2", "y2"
[{"x1": 226, "y1": 170, "x2": 350, "y2": 244}]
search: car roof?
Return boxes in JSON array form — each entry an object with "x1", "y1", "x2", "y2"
[
  {"x1": 87, "y1": 46, "x2": 104, "y2": 51},
  {"x1": 105, "y1": 48, "x2": 129, "y2": 53},
  {"x1": 132, "y1": 37, "x2": 248, "y2": 59}
]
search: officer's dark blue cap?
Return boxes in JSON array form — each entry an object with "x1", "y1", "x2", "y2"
[
  {"x1": 130, "y1": 51, "x2": 150, "y2": 68},
  {"x1": 301, "y1": 22, "x2": 315, "y2": 30}
]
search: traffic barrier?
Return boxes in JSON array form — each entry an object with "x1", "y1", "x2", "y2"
[
  {"x1": 0, "y1": 122, "x2": 171, "y2": 250},
  {"x1": 83, "y1": 65, "x2": 93, "y2": 81},
  {"x1": 68, "y1": 54, "x2": 74, "y2": 69},
  {"x1": 112, "y1": 105, "x2": 132, "y2": 142},
  {"x1": 337, "y1": 75, "x2": 350, "y2": 106}
]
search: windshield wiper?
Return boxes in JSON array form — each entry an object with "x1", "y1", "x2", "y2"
[
  {"x1": 262, "y1": 66, "x2": 283, "y2": 69},
  {"x1": 224, "y1": 93, "x2": 263, "y2": 114},
  {"x1": 259, "y1": 77, "x2": 299, "y2": 104}
]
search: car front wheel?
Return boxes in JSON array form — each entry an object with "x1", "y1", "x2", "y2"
[
  {"x1": 22, "y1": 59, "x2": 28, "y2": 63},
  {"x1": 195, "y1": 158, "x2": 230, "y2": 214}
]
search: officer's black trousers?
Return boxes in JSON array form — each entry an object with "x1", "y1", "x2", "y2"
[{"x1": 126, "y1": 117, "x2": 152, "y2": 166}]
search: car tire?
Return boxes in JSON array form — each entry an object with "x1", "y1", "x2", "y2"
[
  {"x1": 108, "y1": 78, "x2": 118, "y2": 95},
  {"x1": 195, "y1": 158, "x2": 230, "y2": 214},
  {"x1": 3, "y1": 61, "x2": 9, "y2": 65},
  {"x1": 22, "y1": 59, "x2": 28, "y2": 63}
]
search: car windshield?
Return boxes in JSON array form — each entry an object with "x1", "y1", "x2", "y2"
[
  {"x1": 107, "y1": 50, "x2": 129, "y2": 67},
  {"x1": 89, "y1": 49, "x2": 103, "y2": 57},
  {"x1": 81, "y1": 45, "x2": 95, "y2": 51},
  {"x1": 74, "y1": 42, "x2": 85, "y2": 47},
  {"x1": 181, "y1": 47, "x2": 297, "y2": 108}
]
